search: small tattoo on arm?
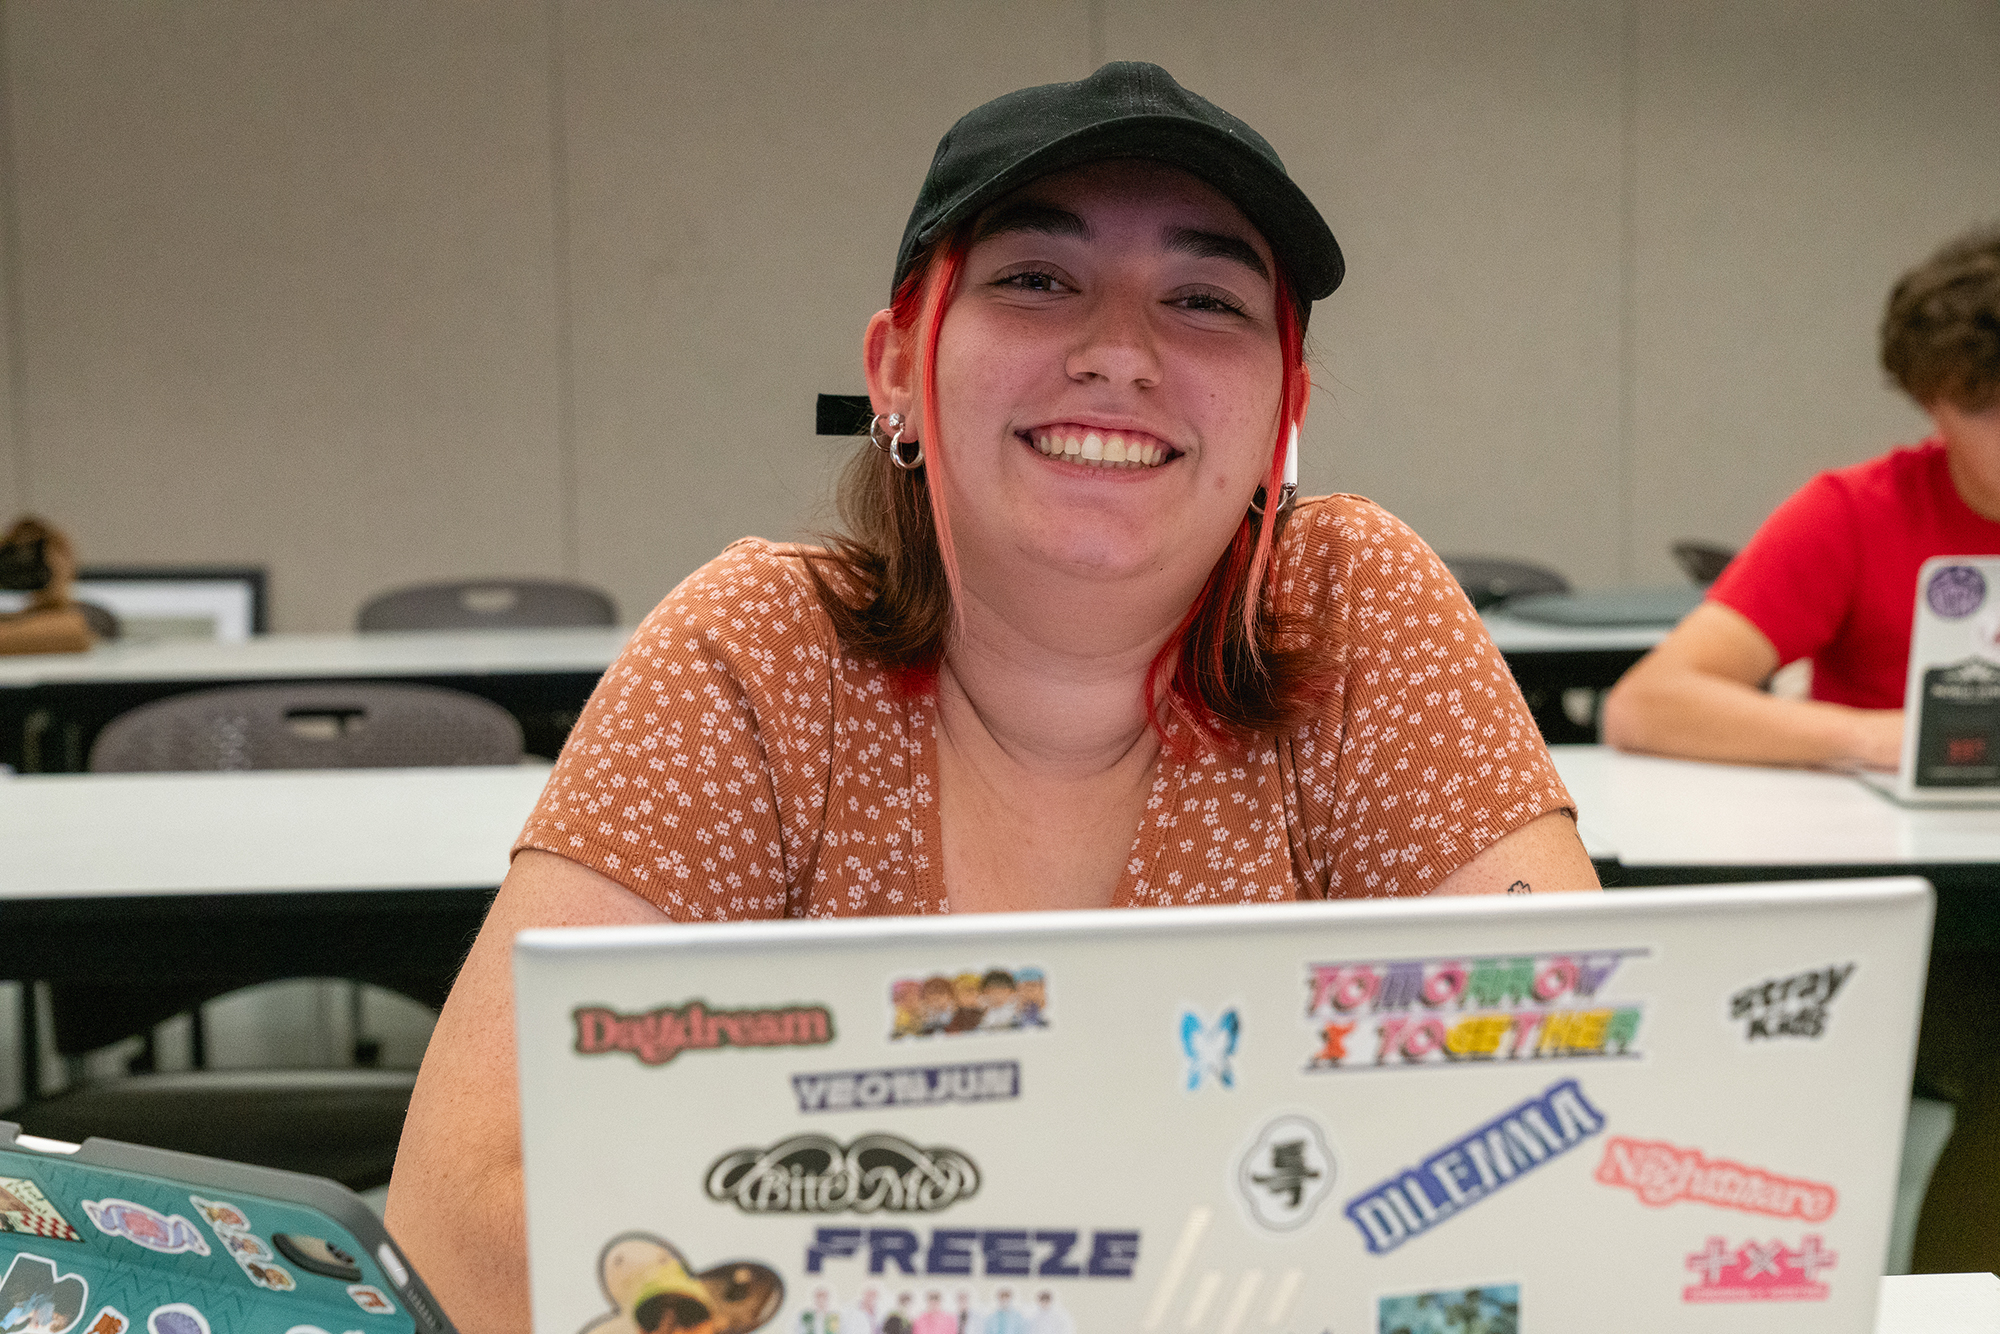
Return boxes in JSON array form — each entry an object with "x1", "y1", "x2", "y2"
[{"x1": 1506, "y1": 880, "x2": 1532, "y2": 894}]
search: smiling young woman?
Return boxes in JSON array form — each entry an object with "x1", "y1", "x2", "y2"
[{"x1": 385, "y1": 62, "x2": 1597, "y2": 1330}]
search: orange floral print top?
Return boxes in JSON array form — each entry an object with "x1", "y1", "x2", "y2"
[{"x1": 516, "y1": 495, "x2": 1573, "y2": 918}]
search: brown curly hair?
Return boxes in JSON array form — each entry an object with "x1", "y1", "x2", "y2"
[{"x1": 1881, "y1": 223, "x2": 2000, "y2": 411}]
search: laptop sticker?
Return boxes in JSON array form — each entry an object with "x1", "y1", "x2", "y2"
[
  {"x1": 1595, "y1": 1137, "x2": 1836, "y2": 1221},
  {"x1": 791, "y1": 1061, "x2": 1020, "y2": 1114},
  {"x1": 1180, "y1": 1007, "x2": 1241, "y2": 1091},
  {"x1": 1304, "y1": 950, "x2": 1646, "y2": 1070},
  {"x1": 1236, "y1": 1112, "x2": 1335, "y2": 1231},
  {"x1": 1728, "y1": 962, "x2": 1855, "y2": 1040},
  {"x1": 80, "y1": 1308, "x2": 128, "y2": 1334},
  {"x1": 705, "y1": 1133, "x2": 979, "y2": 1215},
  {"x1": 804, "y1": 1229, "x2": 1139, "y2": 1281},
  {"x1": 1683, "y1": 1234, "x2": 1835, "y2": 1302},
  {"x1": 144, "y1": 1306, "x2": 207, "y2": 1334},
  {"x1": 79, "y1": 1200, "x2": 209, "y2": 1257},
  {"x1": 891, "y1": 968, "x2": 1049, "y2": 1039},
  {"x1": 184, "y1": 1198, "x2": 247, "y2": 1233},
  {"x1": 1915, "y1": 659, "x2": 2000, "y2": 784},
  {"x1": 344, "y1": 1285, "x2": 394, "y2": 1316},
  {"x1": 582, "y1": 1233, "x2": 782, "y2": 1334},
  {"x1": 0, "y1": 1177, "x2": 82, "y2": 1243},
  {"x1": 1927, "y1": 564, "x2": 1986, "y2": 618},
  {"x1": 1377, "y1": 1282, "x2": 1518, "y2": 1334},
  {"x1": 574, "y1": 1000, "x2": 834, "y2": 1067},
  {"x1": 186, "y1": 1193, "x2": 295, "y2": 1292},
  {"x1": 1343, "y1": 1078, "x2": 1606, "y2": 1254},
  {"x1": 0, "y1": 1252, "x2": 88, "y2": 1334}
]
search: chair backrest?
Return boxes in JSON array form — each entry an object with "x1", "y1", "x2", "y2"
[
  {"x1": 356, "y1": 578, "x2": 616, "y2": 631},
  {"x1": 1440, "y1": 556, "x2": 1571, "y2": 611},
  {"x1": 1671, "y1": 540, "x2": 1736, "y2": 586},
  {"x1": 88, "y1": 682, "x2": 524, "y2": 772}
]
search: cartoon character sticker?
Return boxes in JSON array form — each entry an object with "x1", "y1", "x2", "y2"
[
  {"x1": 185, "y1": 1194, "x2": 293, "y2": 1293},
  {"x1": 580, "y1": 1234, "x2": 782, "y2": 1334},
  {"x1": 1181, "y1": 1008, "x2": 1241, "y2": 1091},
  {"x1": 0, "y1": 1179, "x2": 81, "y2": 1244},
  {"x1": 185, "y1": 1199, "x2": 246, "y2": 1233},
  {"x1": 144, "y1": 1306, "x2": 208, "y2": 1334},
  {"x1": 79, "y1": 1310, "x2": 127, "y2": 1334},
  {"x1": 890, "y1": 967, "x2": 1048, "y2": 1039},
  {"x1": 80, "y1": 1201, "x2": 209, "y2": 1257},
  {"x1": 0, "y1": 1252, "x2": 90, "y2": 1334}
]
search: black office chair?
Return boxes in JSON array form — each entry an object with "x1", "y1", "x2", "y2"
[
  {"x1": 357, "y1": 577, "x2": 616, "y2": 631},
  {"x1": 11, "y1": 684, "x2": 524, "y2": 1187},
  {"x1": 88, "y1": 681, "x2": 523, "y2": 771},
  {"x1": 1440, "y1": 556, "x2": 1571, "y2": 611},
  {"x1": 1671, "y1": 540, "x2": 1736, "y2": 586}
]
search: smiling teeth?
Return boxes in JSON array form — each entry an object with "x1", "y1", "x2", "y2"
[{"x1": 1030, "y1": 430, "x2": 1167, "y2": 468}]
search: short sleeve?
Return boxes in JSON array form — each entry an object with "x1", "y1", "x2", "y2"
[
  {"x1": 514, "y1": 540, "x2": 838, "y2": 920},
  {"x1": 1707, "y1": 473, "x2": 1861, "y2": 666},
  {"x1": 1276, "y1": 497, "x2": 1574, "y2": 897}
]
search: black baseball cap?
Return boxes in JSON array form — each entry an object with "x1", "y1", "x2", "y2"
[{"x1": 894, "y1": 61, "x2": 1343, "y2": 304}]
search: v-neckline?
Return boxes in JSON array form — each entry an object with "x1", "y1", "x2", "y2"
[{"x1": 914, "y1": 693, "x2": 1179, "y2": 914}]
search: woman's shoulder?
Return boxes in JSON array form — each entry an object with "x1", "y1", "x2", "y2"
[{"x1": 1275, "y1": 494, "x2": 1449, "y2": 610}]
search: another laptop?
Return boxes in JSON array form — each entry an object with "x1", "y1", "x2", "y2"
[
  {"x1": 1863, "y1": 554, "x2": 2000, "y2": 805},
  {"x1": 514, "y1": 879, "x2": 1929, "y2": 1333},
  {"x1": 0, "y1": 1125, "x2": 456, "y2": 1334}
]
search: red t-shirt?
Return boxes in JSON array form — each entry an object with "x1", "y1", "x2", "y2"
[{"x1": 1708, "y1": 439, "x2": 2000, "y2": 709}]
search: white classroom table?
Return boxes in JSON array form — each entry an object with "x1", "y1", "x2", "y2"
[
  {"x1": 0, "y1": 626, "x2": 632, "y2": 688},
  {"x1": 1479, "y1": 608, "x2": 1669, "y2": 655},
  {"x1": 0, "y1": 764, "x2": 550, "y2": 898},
  {"x1": 0, "y1": 626, "x2": 633, "y2": 773},
  {"x1": 1877, "y1": 1271, "x2": 2000, "y2": 1331},
  {"x1": 1551, "y1": 745, "x2": 2000, "y2": 870}
]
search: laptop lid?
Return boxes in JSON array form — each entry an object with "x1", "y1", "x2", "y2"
[
  {"x1": 515, "y1": 880, "x2": 1929, "y2": 1333},
  {"x1": 1876, "y1": 556, "x2": 2000, "y2": 804},
  {"x1": 0, "y1": 1125, "x2": 456, "y2": 1334}
]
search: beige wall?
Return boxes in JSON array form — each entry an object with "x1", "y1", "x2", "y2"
[{"x1": 1, "y1": 0, "x2": 1995, "y2": 630}]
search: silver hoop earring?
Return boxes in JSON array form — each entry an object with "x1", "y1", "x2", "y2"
[
  {"x1": 868, "y1": 411, "x2": 924, "y2": 470},
  {"x1": 1247, "y1": 482, "x2": 1297, "y2": 517}
]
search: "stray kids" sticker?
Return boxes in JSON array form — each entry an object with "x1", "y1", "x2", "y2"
[
  {"x1": 1730, "y1": 963, "x2": 1855, "y2": 1040},
  {"x1": 1596, "y1": 1137, "x2": 1836, "y2": 1221},
  {"x1": 1344, "y1": 1079, "x2": 1606, "y2": 1254},
  {"x1": 706, "y1": 1133, "x2": 979, "y2": 1214},
  {"x1": 1684, "y1": 1235, "x2": 1835, "y2": 1302},
  {"x1": 0, "y1": 1177, "x2": 81, "y2": 1243},
  {"x1": 573, "y1": 1000, "x2": 834, "y2": 1066},
  {"x1": 1305, "y1": 949, "x2": 1644, "y2": 1071}
]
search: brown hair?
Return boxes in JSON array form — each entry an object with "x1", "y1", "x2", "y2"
[
  {"x1": 803, "y1": 234, "x2": 1336, "y2": 753},
  {"x1": 1881, "y1": 223, "x2": 2000, "y2": 411}
]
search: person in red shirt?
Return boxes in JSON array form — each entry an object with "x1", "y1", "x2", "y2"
[
  {"x1": 1605, "y1": 224, "x2": 2000, "y2": 1276},
  {"x1": 1604, "y1": 224, "x2": 2000, "y2": 769}
]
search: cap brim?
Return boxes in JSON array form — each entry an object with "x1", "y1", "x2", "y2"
[{"x1": 914, "y1": 115, "x2": 1343, "y2": 301}]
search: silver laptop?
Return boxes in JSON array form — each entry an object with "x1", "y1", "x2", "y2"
[
  {"x1": 514, "y1": 880, "x2": 1930, "y2": 1333},
  {"x1": 1865, "y1": 555, "x2": 2000, "y2": 805}
]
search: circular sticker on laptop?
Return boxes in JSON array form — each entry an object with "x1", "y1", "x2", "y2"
[{"x1": 1927, "y1": 565, "x2": 1986, "y2": 618}]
